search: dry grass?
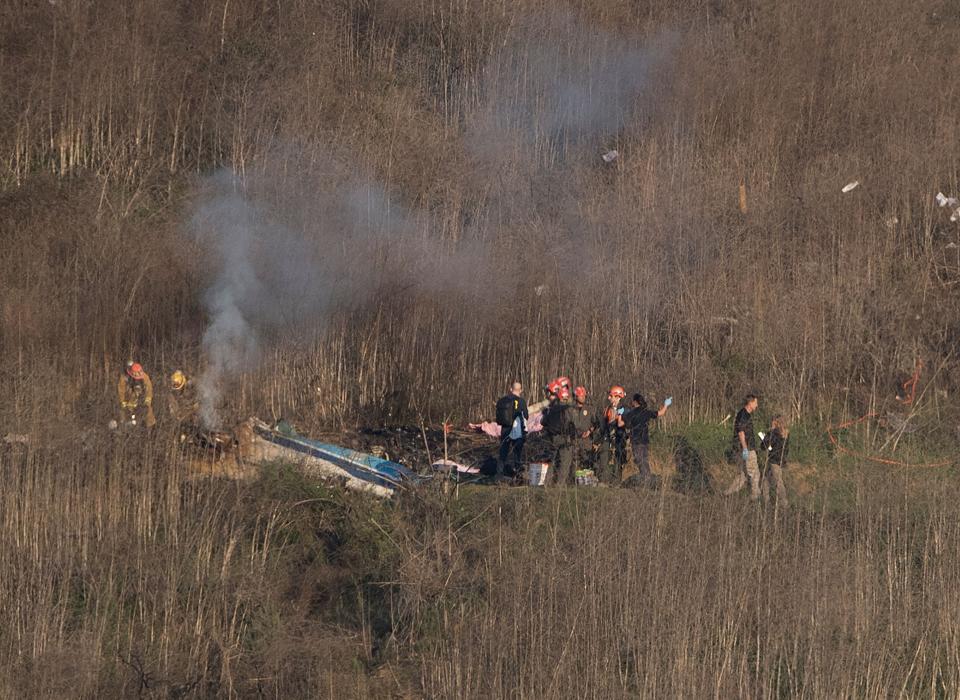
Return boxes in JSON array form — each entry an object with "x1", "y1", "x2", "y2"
[
  {"x1": 417, "y1": 481, "x2": 960, "y2": 697},
  {"x1": 2, "y1": 436, "x2": 959, "y2": 696}
]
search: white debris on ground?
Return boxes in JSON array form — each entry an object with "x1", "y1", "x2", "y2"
[
  {"x1": 935, "y1": 192, "x2": 960, "y2": 222},
  {"x1": 935, "y1": 192, "x2": 959, "y2": 208},
  {"x1": 841, "y1": 181, "x2": 859, "y2": 193},
  {"x1": 432, "y1": 459, "x2": 480, "y2": 475},
  {"x1": 601, "y1": 150, "x2": 619, "y2": 163}
]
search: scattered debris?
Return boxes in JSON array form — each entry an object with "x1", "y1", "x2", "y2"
[
  {"x1": 936, "y1": 192, "x2": 959, "y2": 208},
  {"x1": 526, "y1": 462, "x2": 550, "y2": 486},
  {"x1": 932, "y1": 193, "x2": 960, "y2": 220},
  {"x1": 432, "y1": 459, "x2": 480, "y2": 475},
  {"x1": 2, "y1": 433, "x2": 29, "y2": 445},
  {"x1": 432, "y1": 459, "x2": 486, "y2": 484},
  {"x1": 534, "y1": 284, "x2": 547, "y2": 296},
  {"x1": 841, "y1": 181, "x2": 860, "y2": 193},
  {"x1": 244, "y1": 419, "x2": 421, "y2": 497},
  {"x1": 601, "y1": 150, "x2": 619, "y2": 163},
  {"x1": 946, "y1": 242, "x2": 958, "y2": 249},
  {"x1": 885, "y1": 216, "x2": 899, "y2": 230}
]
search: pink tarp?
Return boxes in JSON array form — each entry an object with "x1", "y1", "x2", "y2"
[{"x1": 467, "y1": 411, "x2": 543, "y2": 439}]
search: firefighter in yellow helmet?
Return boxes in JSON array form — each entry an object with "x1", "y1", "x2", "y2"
[
  {"x1": 117, "y1": 361, "x2": 156, "y2": 429},
  {"x1": 167, "y1": 369, "x2": 199, "y2": 425}
]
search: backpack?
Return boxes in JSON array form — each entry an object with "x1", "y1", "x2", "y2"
[
  {"x1": 495, "y1": 396, "x2": 516, "y2": 428},
  {"x1": 542, "y1": 403, "x2": 566, "y2": 435}
]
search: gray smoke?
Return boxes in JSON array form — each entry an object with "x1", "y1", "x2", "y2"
[
  {"x1": 190, "y1": 171, "x2": 346, "y2": 427},
  {"x1": 462, "y1": 14, "x2": 676, "y2": 280},
  {"x1": 188, "y1": 15, "x2": 675, "y2": 426},
  {"x1": 470, "y1": 14, "x2": 675, "y2": 159},
  {"x1": 189, "y1": 167, "x2": 505, "y2": 426},
  {"x1": 191, "y1": 175, "x2": 262, "y2": 427}
]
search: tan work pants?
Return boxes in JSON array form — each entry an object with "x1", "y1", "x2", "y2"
[
  {"x1": 724, "y1": 450, "x2": 761, "y2": 500},
  {"x1": 762, "y1": 462, "x2": 789, "y2": 507}
]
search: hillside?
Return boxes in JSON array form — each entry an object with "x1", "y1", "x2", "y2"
[{"x1": 3, "y1": 0, "x2": 959, "y2": 431}]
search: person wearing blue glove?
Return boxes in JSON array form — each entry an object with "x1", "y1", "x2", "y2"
[
  {"x1": 624, "y1": 393, "x2": 672, "y2": 487},
  {"x1": 723, "y1": 394, "x2": 761, "y2": 500}
]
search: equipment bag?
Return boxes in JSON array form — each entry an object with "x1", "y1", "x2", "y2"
[{"x1": 495, "y1": 396, "x2": 517, "y2": 428}]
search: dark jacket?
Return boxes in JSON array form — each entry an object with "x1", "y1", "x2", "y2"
[
  {"x1": 761, "y1": 429, "x2": 789, "y2": 466},
  {"x1": 543, "y1": 400, "x2": 577, "y2": 442},
  {"x1": 625, "y1": 408, "x2": 659, "y2": 446}
]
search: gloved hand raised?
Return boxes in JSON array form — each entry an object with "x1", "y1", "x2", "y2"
[{"x1": 741, "y1": 448, "x2": 750, "y2": 462}]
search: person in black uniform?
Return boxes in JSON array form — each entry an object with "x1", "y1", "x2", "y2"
[
  {"x1": 723, "y1": 394, "x2": 761, "y2": 500},
  {"x1": 624, "y1": 393, "x2": 671, "y2": 486},
  {"x1": 760, "y1": 415, "x2": 790, "y2": 508}
]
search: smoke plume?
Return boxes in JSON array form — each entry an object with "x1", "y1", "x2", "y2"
[
  {"x1": 187, "y1": 14, "x2": 676, "y2": 426},
  {"x1": 191, "y1": 175, "x2": 262, "y2": 427}
]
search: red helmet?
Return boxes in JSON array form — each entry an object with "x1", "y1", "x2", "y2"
[
  {"x1": 574, "y1": 386, "x2": 587, "y2": 400},
  {"x1": 556, "y1": 376, "x2": 571, "y2": 389},
  {"x1": 557, "y1": 386, "x2": 571, "y2": 401},
  {"x1": 609, "y1": 385, "x2": 626, "y2": 399},
  {"x1": 127, "y1": 362, "x2": 145, "y2": 380}
]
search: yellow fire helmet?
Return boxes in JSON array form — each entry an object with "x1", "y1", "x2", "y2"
[{"x1": 170, "y1": 370, "x2": 187, "y2": 390}]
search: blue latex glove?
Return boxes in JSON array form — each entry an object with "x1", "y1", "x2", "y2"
[
  {"x1": 741, "y1": 448, "x2": 749, "y2": 462},
  {"x1": 616, "y1": 407, "x2": 625, "y2": 415},
  {"x1": 664, "y1": 397, "x2": 673, "y2": 407}
]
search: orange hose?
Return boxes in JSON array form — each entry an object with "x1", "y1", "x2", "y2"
[
  {"x1": 825, "y1": 411, "x2": 953, "y2": 468},
  {"x1": 896, "y1": 359, "x2": 923, "y2": 405},
  {"x1": 825, "y1": 358, "x2": 952, "y2": 468}
]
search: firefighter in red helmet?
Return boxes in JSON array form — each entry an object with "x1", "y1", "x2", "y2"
[
  {"x1": 594, "y1": 385, "x2": 627, "y2": 484},
  {"x1": 117, "y1": 360, "x2": 156, "y2": 429}
]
